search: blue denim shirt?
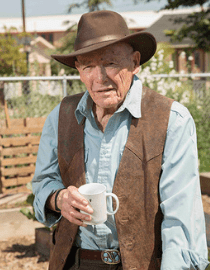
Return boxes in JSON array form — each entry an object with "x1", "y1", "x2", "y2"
[{"x1": 32, "y1": 76, "x2": 209, "y2": 269}]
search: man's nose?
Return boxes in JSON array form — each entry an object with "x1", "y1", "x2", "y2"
[{"x1": 94, "y1": 65, "x2": 107, "y2": 83}]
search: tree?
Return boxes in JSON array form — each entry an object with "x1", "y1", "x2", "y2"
[
  {"x1": 68, "y1": 0, "x2": 112, "y2": 12},
  {"x1": 0, "y1": 27, "x2": 28, "y2": 77},
  {"x1": 164, "y1": 0, "x2": 210, "y2": 51},
  {"x1": 136, "y1": 0, "x2": 210, "y2": 51}
]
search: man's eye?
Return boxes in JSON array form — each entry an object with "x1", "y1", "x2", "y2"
[
  {"x1": 83, "y1": 66, "x2": 92, "y2": 70},
  {"x1": 106, "y1": 62, "x2": 116, "y2": 67}
]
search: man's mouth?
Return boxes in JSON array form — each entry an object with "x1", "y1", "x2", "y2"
[{"x1": 96, "y1": 88, "x2": 114, "y2": 92}]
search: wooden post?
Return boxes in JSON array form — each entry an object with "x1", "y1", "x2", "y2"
[
  {"x1": 22, "y1": 0, "x2": 26, "y2": 33},
  {"x1": 4, "y1": 100, "x2": 11, "y2": 129}
]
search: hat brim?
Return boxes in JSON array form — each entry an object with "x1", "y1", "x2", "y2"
[{"x1": 51, "y1": 31, "x2": 156, "y2": 68}]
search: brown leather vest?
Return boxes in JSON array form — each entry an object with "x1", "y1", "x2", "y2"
[{"x1": 49, "y1": 86, "x2": 173, "y2": 270}]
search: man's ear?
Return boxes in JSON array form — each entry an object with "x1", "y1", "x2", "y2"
[
  {"x1": 75, "y1": 61, "x2": 85, "y2": 84},
  {"x1": 132, "y1": 51, "x2": 141, "y2": 75},
  {"x1": 75, "y1": 60, "x2": 80, "y2": 70}
]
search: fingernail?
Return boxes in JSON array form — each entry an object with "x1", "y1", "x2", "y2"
[
  {"x1": 87, "y1": 206, "x2": 93, "y2": 213},
  {"x1": 85, "y1": 216, "x2": 91, "y2": 221}
]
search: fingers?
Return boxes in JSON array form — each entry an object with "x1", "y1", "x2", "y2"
[
  {"x1": 67, "y1": 186, "x2": 89, "y2": 210},
  {"x1": 65, "y1": 205, "x2": 92, "y2": 227},
  {"x1": 66, "y1": 186, "x2": 93, "y2": 214},
  {"x1": 59, "y1": 186, "x2": 93, "y2": 227}
]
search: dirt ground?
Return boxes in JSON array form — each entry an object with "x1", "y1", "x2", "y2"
[
  {"x1": 0, "y1": 236, "x2": 49, "y2": 270},
  {"x1": 202, "y1": 194, "x2": 210, "y2": 215},
  {"x1": 0, "y1": 194, "x2": 209, "y2": 270}
]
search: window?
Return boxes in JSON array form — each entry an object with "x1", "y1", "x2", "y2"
[
  {"x1": 40, "y1": 33, "x2": 54, "y2": 44},
  {"x1": 194, "y1": 51, "x2": 200, "y2": 68},
  {"x1": 49, "y1": 33, "x2": 53, "y2": 43},
  {"x1": 41, "y1": 34, "x2": 46, "y2": 40}
]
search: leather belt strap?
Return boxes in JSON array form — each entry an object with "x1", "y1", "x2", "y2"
[
  {"x1": 79, "y1": 248, "x2": 121, "y2": 265},
  {"x1": 80, "y1": 249, "x2": 102, "y2": 260}
]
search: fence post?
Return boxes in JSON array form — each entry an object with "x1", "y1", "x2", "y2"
[{"x1": 62, "y1": 75, "x2": 67, "y2": 97}]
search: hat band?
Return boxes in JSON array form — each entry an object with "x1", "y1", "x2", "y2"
[{"x1": 75, "y1": 34, "x2": 127, "y2": 51}]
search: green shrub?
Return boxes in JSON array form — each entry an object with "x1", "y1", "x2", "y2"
[{"x1": 2, "y1": 79, "x2": 86, "y2": 119}]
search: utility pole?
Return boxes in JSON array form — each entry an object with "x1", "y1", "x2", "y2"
[
  {"x1": 21, "y1": 0, "x2": 31, "y2": 98},
  {"x1": 22, "y1": 0, "x2": 26, "y2": 32}
]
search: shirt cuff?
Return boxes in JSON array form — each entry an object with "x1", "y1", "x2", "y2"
[
  {"x1": 33, "y1": 180, "x2": 65, "y2": 228},
  {"x1": 161, "y1": 247, "x2": 209, "y2": 270}
]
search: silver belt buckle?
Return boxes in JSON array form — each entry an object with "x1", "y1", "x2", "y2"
[{"x1": 101, "y1": 249, "x2": 121, "y2": 265}]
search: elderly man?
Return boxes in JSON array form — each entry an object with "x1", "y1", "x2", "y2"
[{"x1": 32, "y1": 10, "x2": 209, "y2": 270}]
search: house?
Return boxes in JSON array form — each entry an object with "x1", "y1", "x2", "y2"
[
  {"x1": 146, "y1": 11, "x2": 210, "y2": 74},
  {"x1": 2, "y1": 36, "x2": 56, "y2": 100},
  {"x1": 27, "y1": 36, "x2": 55, "y2": 76}
]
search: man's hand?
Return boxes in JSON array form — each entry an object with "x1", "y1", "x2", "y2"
[{"x1": 47, "y1": 186, "x2": 93, "y2": 227}]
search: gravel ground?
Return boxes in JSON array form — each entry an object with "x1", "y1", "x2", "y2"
[{"x1": 0, "y1": 236, "x2": 49, "y2": 270}]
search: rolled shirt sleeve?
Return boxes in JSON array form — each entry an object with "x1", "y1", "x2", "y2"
[
  {"x1": 160, "y1": 101, "x2": 209, "y2": 269},
  {"x1": 32, "y1": 103, "x2": 65, "y2": 228}
]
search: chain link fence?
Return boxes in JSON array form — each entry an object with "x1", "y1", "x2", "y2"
[
  {"x1": 0, "y1": 73, "x2": 210, "y2": 120},
  {"x1": 0, "y1": 75, "x2": 85, "y2": 120},
  {"x1": 146, "y1": 73, "x2": 210, "y2": 99}
]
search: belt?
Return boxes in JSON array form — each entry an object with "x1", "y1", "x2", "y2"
[{"x1": 79, "y1": 248, "x2": 121, "y2": 265}]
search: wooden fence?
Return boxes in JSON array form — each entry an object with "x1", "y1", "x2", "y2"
[{"x1": 0, "y1": 117, "x2": 46, "y2": 194}]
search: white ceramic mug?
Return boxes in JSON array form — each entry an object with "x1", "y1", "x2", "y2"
[{"x1": 78, "y1": 183, "x2": 119, "y2": 225}]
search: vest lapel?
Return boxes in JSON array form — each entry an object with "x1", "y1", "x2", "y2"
[{"x1": 58, "y1": 93, "x2": 86, "y2": 188}]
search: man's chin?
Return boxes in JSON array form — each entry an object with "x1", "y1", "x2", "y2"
[{"x1": 95, "y1": 99, "x2": 123, "y2": 111}]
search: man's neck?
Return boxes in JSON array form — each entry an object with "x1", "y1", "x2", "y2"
[{"x1": 92, "y1": 104, "x2": 117, "y2": 132}]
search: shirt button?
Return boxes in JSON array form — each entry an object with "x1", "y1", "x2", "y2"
[{"x1": 102, "y1": 149, "x2": 107, "y2": 155}]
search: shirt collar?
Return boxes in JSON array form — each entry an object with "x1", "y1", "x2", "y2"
[
  {"x1": 116, "y1": 75, "x2": 142, "y2": 118},
  {"x1": 75, "y1": 75, "x2": 142, "y2": 124}
]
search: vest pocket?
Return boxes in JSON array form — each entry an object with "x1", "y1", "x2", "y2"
[
  {"x1": 52, "y1": 228, "x2": 56, "y2": 245},
  {"x1": 52, "y1": 223, "x2": 60, "y2": 245}
]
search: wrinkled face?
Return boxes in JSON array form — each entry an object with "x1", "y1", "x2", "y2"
[{"x1": 75, "y1": 42, "x2": 140, "y2": 111}]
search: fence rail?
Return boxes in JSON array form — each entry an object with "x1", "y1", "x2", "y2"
[
  {"x1": 0, "y1": 75, "x2": 80, "y2": 98},
  {"x1": 146, "y1": 73, "x2": 210, "y2": 78}
]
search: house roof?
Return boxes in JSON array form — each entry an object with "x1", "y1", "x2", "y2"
[
  {"x1": 0, "y1": 12, "x2": 159, "y2": 33},
  {"x1": 121, "y1": 11, "x2": 161, "y2": 30},
  {"x1": 0, "y1": 7, "x2": 202, "y2": 34},
  {"x1": 0, "y1": 14, "x2": 81, "y2": 33},
  {"x1": 19, "y1": 36, "x2": 55, "y2": 62},
  {"x1": 31, "y1": 36, "x2": 55, "y2": 49},
  {"x1": 146, "y1": 12, "x2": 202, "y2": 47}
]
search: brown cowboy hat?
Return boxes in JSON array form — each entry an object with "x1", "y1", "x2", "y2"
[{"x1": 51, "y1": 10, "x2": 157, "y2": 68}]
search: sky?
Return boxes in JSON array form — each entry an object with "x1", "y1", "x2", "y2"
[{"x1": 0, "y1": 0, "x2": 168, "y2": 18}]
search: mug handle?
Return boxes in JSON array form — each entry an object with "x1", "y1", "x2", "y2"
[{"x1": 106, "y1": 193, "x2": 119, "y2": 215}]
